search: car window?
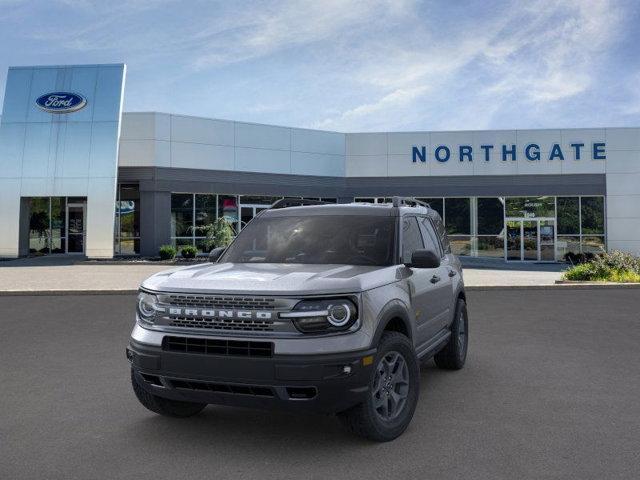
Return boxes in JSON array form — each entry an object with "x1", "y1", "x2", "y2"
[
  {"x1": 401, "y1": 216, "x2": 424, "y2": 264},
  {"x1": 419, "y1": 217, "x2": 443, "y2": 257},
  {"x1": 430, "y1": 213, "x2": 451, "y2": 254},
  {"x1": 220, "y1": 215, "x2": 397, "y2": 266}
]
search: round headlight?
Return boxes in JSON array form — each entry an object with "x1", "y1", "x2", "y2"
[
  {"x1": 327, "y1": 303, "x2": 352, "y2": 327},
  {"x1": 137, "y1": 291, "x2": 157, "y2": 321}
]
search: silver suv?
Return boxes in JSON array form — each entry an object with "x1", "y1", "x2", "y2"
[{"x1": 127, "y1": 197, "x2": 468, "y2": 441}]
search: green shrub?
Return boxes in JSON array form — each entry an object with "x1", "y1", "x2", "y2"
[
  {"x1": 563, "y1": 250, "x2": 640, "y2": 282},
  {"x1": 192, "y1": 218, "x2": 235, "y2": 251},
  {"x1": 180, "y1": 245, "x2": 198, "y2": 259},
  {"x1": 158, "y1": 245, "x2": 177, "y2": 260}
]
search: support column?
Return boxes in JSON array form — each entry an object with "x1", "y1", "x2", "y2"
[{"x1": 139, "y1": 189, "x2": 171, "y2": 257}]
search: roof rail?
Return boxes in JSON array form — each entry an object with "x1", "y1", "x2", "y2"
[
  {"x1": 270, "y1": 198, "x2": 328, "y2": 209},
  {"x1": 391, "y1": 197, "x2": 430, "y2": 209}
]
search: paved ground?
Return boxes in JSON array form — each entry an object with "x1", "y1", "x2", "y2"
[
  {"x1": 0, "y1": 256, "x2": 565, "y2": 292},
  {"x1": 1, "y1": 289, "x2": 638, "y2": 480}
]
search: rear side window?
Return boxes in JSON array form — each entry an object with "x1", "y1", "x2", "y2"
[
  {"x1": 430, "y1": 213, "x2": 451, "y2": 254},
  {"x1": 419, "y1": 217, "x2": 443, "y2": 257},
  {"x1": 401, "y1": 217, "x2": 424, "y2": 264}
]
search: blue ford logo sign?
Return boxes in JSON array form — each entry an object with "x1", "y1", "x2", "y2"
[{"x1": 35, "y1": 92, "x2": 87, "y2": 114}]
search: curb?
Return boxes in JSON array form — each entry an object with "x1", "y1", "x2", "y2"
[{"x1": 2, "y1": 283, "x2": 640, "y2": 296}]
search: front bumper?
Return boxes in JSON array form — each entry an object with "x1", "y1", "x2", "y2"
[{"x1": 127, "y1": 339, "x2": 376, "y2": 414}]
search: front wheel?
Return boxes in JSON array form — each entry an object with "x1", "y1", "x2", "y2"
[
  {"x1": 434, "y1": 298, "x2": 468, "y2": 370},
  {"x1": 131, "y1": 369, "x2": 207, "y2": 417},
  {"x1": 338, "y1": 332, "x2": 420, "y2": 442}
]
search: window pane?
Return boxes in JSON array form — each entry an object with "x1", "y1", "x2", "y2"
[
  {"x1": 418, "y1": 217, "x2": 441, "y2": 256},
  {"x1": 449, "y1": 235, "x2": 471, "y2": 256},
  {"x1": 119, "y1": 185, "x2": 140, "y2": 239},
  {"x1": 29, "y1": 198, "x2": 50, "y2": 251},
  {"x1": 581, "y1": 197, "x2": 604, "y2": 234},
  {"x1": 402, "y1": 217, "x2": 424, "y2": 264},
  {"x1": 445, "y1": 198, "x2": 470, "y2": 234},
  {"x1": 171, "y1": 194, "x2": 193, "y2": 237},
  {"x1": 195, "y1": 194, "x2": 217, "y2": 228},
  {"x1": 582, "y1": 236, "x2": 605, "y2": 254},
  {"x1": 172, "y1": 237, "x2": 194, "y2": 249},
  {"x1": 477, "y1": 198, "x2": 504, "y2": 235},
  {"x1": 557, "y1": 236, "x2": 581, "y2": 259},
  {"x1": 557, "y1": 197, "x2": 579, "y2": 234},
  {"x1": 477, "y1": 235, "x2": 504, "y2": 258},
  {"x1": 218, "y1": 195, "x2": 239, "y2": 234},
  {"x1": 505, "y1": 196, "x2": 555, "y2": 218}
]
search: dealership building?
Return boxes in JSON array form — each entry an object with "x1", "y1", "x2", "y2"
[{"x1": 1, "y1": 63, "x2": 639, "y2": 261}]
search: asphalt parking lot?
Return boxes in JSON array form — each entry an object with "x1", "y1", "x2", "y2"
[{"x1": 1, "y1": 289, "x2": 639, "y2": 480}]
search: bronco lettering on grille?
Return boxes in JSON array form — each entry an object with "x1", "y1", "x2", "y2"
[{"x1": 166, "y1": 307, "x2": 273, "y2": 320}]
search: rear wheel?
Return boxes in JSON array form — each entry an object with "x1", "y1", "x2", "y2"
[
  {"x1": 338, "y1": 332, "x2": 419, "y2": 442},
  {"x1": 434, "y1": 298, "x2": 468, "y2": 370},
  {"x1": 131, "y1": 369, "x2": 206, "y2": 417}
]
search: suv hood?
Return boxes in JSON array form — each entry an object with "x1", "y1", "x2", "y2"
[{"x1": 141, "y1": 262, "x2": 398, "y2": 296}]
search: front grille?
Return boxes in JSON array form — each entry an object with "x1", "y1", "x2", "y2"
[
  {"x1": 163, "y1": 336, "x2": 273, "y2": 358},
  {"x1": 167, "y1": 316, "x2": 275, "y2": 332},
  {"x1": 165, "y1": 295, "x2": 276, "y2": 310},
  {"x1": 169, "y1": 379, "x2": 274, "y2": 397}
]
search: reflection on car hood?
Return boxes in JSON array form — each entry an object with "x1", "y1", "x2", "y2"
[{"x1": 141, "y1": 262, "x2": 399, "y2": 295}]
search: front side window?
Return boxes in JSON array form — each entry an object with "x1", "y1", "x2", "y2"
[
  {"x1": 401, "y1": 217, "x2": 424, "y2": 264},
  {"x1": 419, "y1": 217, "x2": 442, "y2": 257},
  {"x1": 220, "y1": 215, "x2": 396, "y2": 266}
]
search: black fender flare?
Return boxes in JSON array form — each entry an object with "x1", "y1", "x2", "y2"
[{"x1": 370, "y1": 299, "x2": 414, "y2": 348}]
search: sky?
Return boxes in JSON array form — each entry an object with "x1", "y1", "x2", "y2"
[{"x1": 0, "y1": 0, "x2": 639, "y2": 132}]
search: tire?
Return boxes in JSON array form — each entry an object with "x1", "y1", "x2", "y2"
[
  {"x1": 434, "y1": 298, "x2": 468, "y2": 370},
  {"x1": 338, "y1": 332, "x2": 420, "y2": 442},
  {"x1": 131, "y1": 369, "x2": 207, "y2": 417}
]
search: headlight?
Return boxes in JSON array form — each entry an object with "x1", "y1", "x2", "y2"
[
  {"x1": 137, "y1": 291, "x2": 158, "y2": 324},
  {"x1": 280, "y1": 298, "x2": 358, "y2": 333}
]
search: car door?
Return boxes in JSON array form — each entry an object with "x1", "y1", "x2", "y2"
[
  {"x1": 401, "y1": 216, "x2": 447, "y2": 347},
  {"x1": 418, "y1": 216, "x2": 454, "y2": 331}
]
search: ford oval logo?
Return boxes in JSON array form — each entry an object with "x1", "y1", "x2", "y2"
[{"x1": 35, "y1": 92, "x2": 87, "y2": 114}]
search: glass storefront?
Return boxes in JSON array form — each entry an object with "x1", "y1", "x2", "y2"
[
  {"x1": 27, "y1": 196, "x2": 86, "y2": 255},
  {"x1": 354, "y1": 195, "x2": 606, "y2": 261}
]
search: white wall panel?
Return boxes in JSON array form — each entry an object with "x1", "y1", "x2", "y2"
[
  {"x1": 236, "y1": 147, "x2": 290, "y2": 174},
  {"x1": 291, "y1": 151, "x2": 343, "y2": 176},
  {"x1": 60, "y1": 122, "x2": 92, "y2": 178},
  {"x1": 387, "y1": 132, "x2": 429, "y2": 156},
  {"x1": 606, "y1": 128, "x2": 640, "y2": 151},
  {"x1": 120, "y1": 113, "x2": 157, "y2": 140},
  {"x1": 345, "y1": 154, "x2": 387, "y2": 177},
  {"x1": 171, "y1": 142, "x2": 234, "y2": 170},
  {"x1": 171, "y1": 115, "x2": 234, "y2": 145},
  {"x1": 291, "y1": 128, "x2": 344, "y2": 155},
  {"x1": 235, "y1": 122, "x2": 290, "y2": 150},
  {"x1": 346, "y1": 133, "x2": 387, "y2": 156}
]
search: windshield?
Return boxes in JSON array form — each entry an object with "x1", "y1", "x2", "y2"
[{"x1": 220, "y1": 215, "x2": 396, "y2": 266}]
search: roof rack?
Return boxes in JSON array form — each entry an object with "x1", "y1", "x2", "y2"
[
  {"x1": 391, "y1": 197, "x2": 430, "y2": 209},
  {"x1": 270, "y1": 198, "x2": 328, "y2": 209}
]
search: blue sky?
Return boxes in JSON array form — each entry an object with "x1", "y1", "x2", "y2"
[{"x1": 1, "y1": 0, "x2": 639, "y2": 131}]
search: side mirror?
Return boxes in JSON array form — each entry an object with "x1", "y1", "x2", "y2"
[
  {"x1": 406, "y1": 249, "x2": 440, "y2": 269},
  {"x1": 208, "y1": 247, "x2": 225, "y2": 263}
]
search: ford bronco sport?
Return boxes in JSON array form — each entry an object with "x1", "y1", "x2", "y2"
[{"x1": 127, "y1": 197, "x2": 468, "y2": 441}]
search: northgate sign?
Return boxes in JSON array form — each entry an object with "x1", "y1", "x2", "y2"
[{"x1": 411, "y1": 142, "x2": 606, "y2": 163}]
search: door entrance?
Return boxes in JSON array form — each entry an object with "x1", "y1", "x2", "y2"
[
  {"x1": 505, "y1": 218, "x2": 555, "y2": 261},
  {"x1": 66, "y1": 203, "x2": 86, "y2": 254}
]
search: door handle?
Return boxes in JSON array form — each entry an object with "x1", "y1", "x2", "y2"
[
  {"x1": 430, "y1": 275, "x2": 441, "y2": 284},
  {"x1": 448, "y1": 270, "x2": 457, "y2": 277}
]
